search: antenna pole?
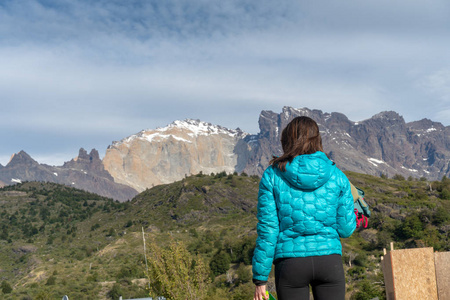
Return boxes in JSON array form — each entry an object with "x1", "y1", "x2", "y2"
[{"x1": 142, "y1": 227, "x2": 151, "y2": 291}]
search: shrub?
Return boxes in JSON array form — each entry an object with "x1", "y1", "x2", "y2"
[
  {"x1": 215, "y1": 171, "x2": 227, "y2": 179},
  {"x1": 236, "y1": 263, "x2": 251, "y2": 285},
  {"x1": 351, "y1": 279, "x2": 384, "y2": 300},
  {"x1": 106, "y1": 228, "x2": 116, "y2": 237},
  {"x1": 86, "y1": 272, "x2": 98, "y2": 282},
  {"x1": 353, "y1": 253, "x2": 369, "y2": 267},
  {"x1": 232, "y1": 282, "x2": 254, "y2": 300},
  {"x1": 108, "y1": 283, "x2": 123, "y2": 300},
  {"x1": 393, "y1": 174, "x2": 405, "y2": 181},
  {"x1": 1, "y1": 280, "x2": 12, "y2": 294},
  {"x1": 396, "y1": 214, "x2": 424, "y2": 239},
  {"x1": 146, "y1": 238, "x2": 210, "y2": 300},
  {"x1": 433, "y1": 207, "x2": 450, "y2": 225},
  {"x1": 348, "y1": 266, "x2": 365, "y2": 280},
  {"x1": 440, "y1": 189, "x2": 450, "y2": 200},
  {"x1": 210, "y1": 251, "x2": 231, "y2": 276},
  {"x1": 116, "y1": 265, "x2": 142, "y2": 280},
  {"x1": 46, "y1": 275, "x2": 56, "y2": 285}
]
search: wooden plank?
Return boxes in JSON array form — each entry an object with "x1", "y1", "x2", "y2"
[
  {"x1": 390, "y1": 248, "x2": 438, "y2": 300},
  {"x1": 381, "y1": 252, "x2": 396, "y2": 300},
  {"x1": 434, "y1": 251, "x2": 450, "y2": 300}
]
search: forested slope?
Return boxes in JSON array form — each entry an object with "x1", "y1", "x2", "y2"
[{"x1": 0, "y1": 172, "x2": 448, "y2": 299}]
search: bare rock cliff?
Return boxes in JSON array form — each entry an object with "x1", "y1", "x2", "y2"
[{"x1": 103, "y1": 119, "x2": 251, "y2": 192}]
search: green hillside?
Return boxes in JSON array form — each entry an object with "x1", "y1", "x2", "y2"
[{"x1": 0, "y1": 172, "x2": 449, "y2": 300}]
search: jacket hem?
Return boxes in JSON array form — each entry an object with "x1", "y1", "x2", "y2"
[{"x1": 274, "y1": 250, "x2": 342, "y2": 260}]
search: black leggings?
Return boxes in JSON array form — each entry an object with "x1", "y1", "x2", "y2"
[{"x1": 275, "y1": 255, "x2": 345, "y2": 300}]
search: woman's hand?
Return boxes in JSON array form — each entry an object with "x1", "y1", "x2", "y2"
[{"x1": 253, "y1": 285, "x2": 268, "y2": 300}]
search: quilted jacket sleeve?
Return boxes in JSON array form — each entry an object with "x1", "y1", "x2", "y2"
[
  {"x1": 336, "y1": 175, "x2": 356, "y2": 238},
  {"x1": 252, "y1": 166, "x2": 279, "y2": 283}
]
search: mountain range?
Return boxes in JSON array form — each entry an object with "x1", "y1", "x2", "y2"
[
  {"x1": 0, "y1": 149, "x2": 137, "y2": 201},
  {"x1": 1, "y1": 106, "x2": 449, "y2": 200}
]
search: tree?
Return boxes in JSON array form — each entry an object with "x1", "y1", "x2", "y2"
[
  {"x1": 392, "y1": 174, "x2": 405, "y2": 181},
  {"x1": 440, "y1": 188, "x2": 450, "y2": 200},
  {"x1": 232, "y1": 283, "x2": 254, "y2": 300},
  {"x1": 433, "y1": 207, "x2": 450, "y2": 225},
  {"x1": 351, "y1": 279, "x2": 384, "y2": 300},
  {"x1": 397, "y1": 214, "x2": 424, "y2": 239},
  {"x1": 236, "y1": 263, "x2": 251, "y2": 285},
  {"x1": 35, "y1": 290, "x2": 52, "y2": 300},
  {"x1": 108, "y1": 283, "x2": 123, "y2": 299},
  {"x1": 46, "y1": 275, "x2": 56, "y2": 285},
  {"x1": 1, "y1": 280, "x2": 12, "y2": 294},
  {"x1": 210, "y1": 250, "x2": 231, "y2": 276},
  {"x1": 146, "y1": 238, "x2": 211, "y2": 300}
]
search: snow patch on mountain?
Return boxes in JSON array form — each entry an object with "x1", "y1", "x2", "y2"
[
  {"x1": 401, "y1": 166, "x2": 418, "y2": 172},
  {"x1": 113, "y1": 119, "x2": 246, "y2": 147},
  {"x1": 169, "y1": 119, "x2": 243, "y2": 137},
  {"x1": 143, "y1": 132, "x2": 192, "y2": 143},
  {"x1": 368, "y1": 158, "x2": 385, "y2": 167},
  {"x1": 416, "y1": 127, "x2": 438, "y2": 136}
]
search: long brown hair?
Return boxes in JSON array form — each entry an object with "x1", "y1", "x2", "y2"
[{"x1": 270, "y1": 116, "x2": 324, "y2": 171}]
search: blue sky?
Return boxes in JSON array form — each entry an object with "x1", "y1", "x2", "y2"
[{"x1": 1, "y1": 0, "x2": 450, "y2": 166}]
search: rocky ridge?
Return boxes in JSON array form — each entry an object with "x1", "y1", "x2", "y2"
[
  {"x1": 242, "y1": 107, "x2": 450, "y2": 180},
  {"x1": 0, "y1": 149, "x2": 137, "y2": 201}
]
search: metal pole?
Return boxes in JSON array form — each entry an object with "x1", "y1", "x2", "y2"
[{"x1": 142, "y1": 227, "x2": 151, "y2": 291}]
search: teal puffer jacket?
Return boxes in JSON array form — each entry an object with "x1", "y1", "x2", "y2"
[{"x1": 252, "y1": 151, "x2": 356, "y2": 282}]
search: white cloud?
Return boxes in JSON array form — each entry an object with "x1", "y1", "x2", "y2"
[{"x1": 0, "y1": 0, "x2": 449, "y2": 164}]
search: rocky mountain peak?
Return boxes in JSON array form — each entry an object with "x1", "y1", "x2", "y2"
[
  {"x1": 63, "y1": 148, "x2": 110, "y2": 179},
  {"x1": 7, "y1": 151, "x2": 38, "y2": 167},
  {"x1": 407, "y1": 118, "x2": 445, "y2": 134},
  {"x1": 327, "y1": 112, "x2": 351, "y2": 123},
  {"x1": 167, "y1": 119, "x2": 245, "y2": 137},
  {"x1": 111, "y1": 119, "x2": 247, "y2": 149},
  {"x1": 75, "y1": 148, "x2": 89, "y2": 161},
  {"x1": 370, "y1": 111, "x2": 405, "y2": 124},
  {"x1": 281, "y1": 106, "x2": 312, "y2": 118},
  {"x1": 73, "y1": 148, "x2": 101, "y2": 163}
]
